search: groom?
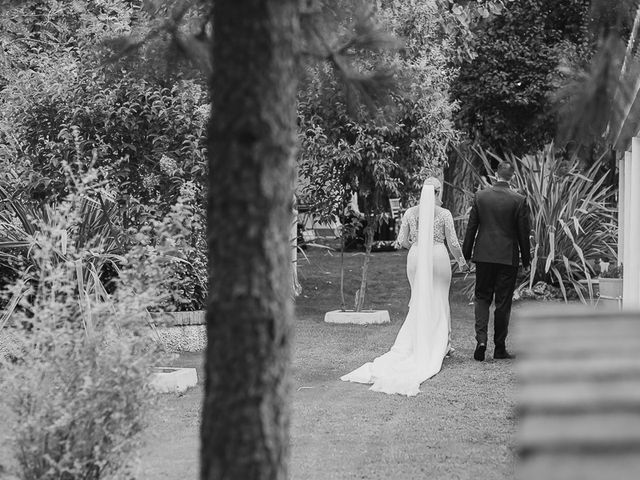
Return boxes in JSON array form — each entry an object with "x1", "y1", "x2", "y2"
[{"x1": 462, "y1": 162, "x2": 530, "y2": 361}]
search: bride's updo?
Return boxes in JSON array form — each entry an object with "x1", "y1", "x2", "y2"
[{"x1": 424, "y1": 177, "x2": 443, "y2": 206}]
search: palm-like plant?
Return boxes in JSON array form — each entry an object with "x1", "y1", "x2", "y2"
[{"x1": 0, "y1": 179, "x2": 125, "y2": 333}]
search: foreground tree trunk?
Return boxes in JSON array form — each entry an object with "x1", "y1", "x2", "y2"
[{"x1": 201, "y1": 2, "x2": 299, "y2": 479}]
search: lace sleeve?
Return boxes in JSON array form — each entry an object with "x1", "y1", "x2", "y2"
[
  {"x1": 444, "y1": 210, "x2": 466, "y2": 267},
  {"x1": 396, "y1": 210, "x2": 411, "y2": 249}
]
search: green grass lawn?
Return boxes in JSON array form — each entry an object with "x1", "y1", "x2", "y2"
[{"x1": 138, "y1": 248, "x2": 523, "y2": 480}]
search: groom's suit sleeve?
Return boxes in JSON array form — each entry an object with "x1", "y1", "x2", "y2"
[
  {"x1": 462, "y1": 196, "x2": 479, "y2": 262},
  {"x1": 516, "y1": 198, "x2": 531, "y2": 268}
]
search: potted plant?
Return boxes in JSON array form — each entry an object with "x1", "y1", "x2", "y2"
[{"x1": 598, "y1": 264, "x2": 623, "y2": 309}]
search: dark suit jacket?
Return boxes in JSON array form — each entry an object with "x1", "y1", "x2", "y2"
[{"x1": 462, "y1": 181, "x2": 531, "y2": 267}]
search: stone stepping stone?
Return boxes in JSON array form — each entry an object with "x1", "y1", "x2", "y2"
[{"x1": 150, "y1": 367, "x2": 198, "y2": 394}]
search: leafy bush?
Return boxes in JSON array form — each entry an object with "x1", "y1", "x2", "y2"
[
  {"x1": 0, "y1": 169, "x2": 169, "y2": 480},
  {"x1": 123, "y1": 180, "x2": 208, "y2": 312},
  {"x1": 0, "y1": 56, "x2": 209, "y2": 311},
  {"x1": 475, "y1": 145, "x2": 617, "y2": 302},
  {"x1": 1, "y1": 65, "x2": 208, "y2": 219},
  {"x1": 3, "y1": 336, "x2": 154, "y2": 480}
]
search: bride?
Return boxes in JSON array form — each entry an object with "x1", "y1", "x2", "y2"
[{"x1": 341, "y1": 177, "x2": 467, "y2": 396}]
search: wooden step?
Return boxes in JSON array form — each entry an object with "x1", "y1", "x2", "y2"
[
  {"x1": 515, "y1": 307, "x2": 640, "y2": 323},
  {"x1": 517, "y1": 357, "x2": 640, "y2": 383},
  {"x1": 517, "y1": 380, "x2": 640, "y2": 414},
  {"x1": 515, "y1": 335, "x2": 640, "y2": 357},
  {"x1": 517, "y1": 412, "x2": 640, "y2": 454},
  {"x1": 513, "y1": 318, "x2": 640, "y2": 340},
  {"x1": 518, "y1": 452, "x2": 640, "y2": 480}
]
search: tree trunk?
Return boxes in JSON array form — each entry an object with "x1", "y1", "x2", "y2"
[
  {"x1": 340, "y1": 233, "x2": 346, "y2": 311},
  {"x1": 202, "y1": 2, "x2": 299, "y2": 480},
  {"x1": 355, "y1": 216, "x2": 375, "y2": 312}
]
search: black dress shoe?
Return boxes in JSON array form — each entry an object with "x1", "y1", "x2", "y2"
[
  {"x1": 494, "y1": 349, "x2": 516, "y2": 360},
  {"x1": 473, "y1": 343, "x2": 486, "y2": 361}
]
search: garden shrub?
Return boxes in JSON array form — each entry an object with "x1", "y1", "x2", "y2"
[
  {"x1": 0, "y1": 169, "x2": 172, "y2": 479},
  {"x1": 0, "y1": 56, "x2": 209, "y2": 311},
  {"x1": 123, "y1": 180, "x2": 208, "y2": 313},
  {"x1": 3, "y1": 336, "x2": 155, "y2": 480}
]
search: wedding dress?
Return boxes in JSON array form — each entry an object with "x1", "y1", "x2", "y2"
[{"x1": 340, "y1": 184, "x2": 466, "y2": 396}]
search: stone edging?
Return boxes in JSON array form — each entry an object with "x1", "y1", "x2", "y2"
[
  {"x1": 148, "y1": 311, "x2": 206, "y2": 353},
  {"x1": 1, "y1": 311, "x2": 208, "y2": 358},
  {"x1": 148, "y1": 310, "x2": 205, "y2": 327}
]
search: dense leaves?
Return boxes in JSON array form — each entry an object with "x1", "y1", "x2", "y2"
[
  {"x1": 298, "y1": 1, "x2": 460, "y2": 217},
  {"x1": 452, "y1": 0, "x2": 593, "y2": 156},
  {"x1": 297, "y1": 1, "x2": 462, "y2": 310},
  {"x1": 0, "y1": 0, "x2": 210, "y2": 311}
]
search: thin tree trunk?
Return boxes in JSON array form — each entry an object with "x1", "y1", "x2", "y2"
[
  {"x1": 340, "y1": 233, "x2": 346, "y2": 311},
  {"x1": 355, "y1": 217, "x2": 375, "y2": 312},
  {"x1": 202, "y1": 2, "x2": 299, "y2": 479}
]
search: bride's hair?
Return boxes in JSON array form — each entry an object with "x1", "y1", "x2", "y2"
[
  {"x1": 424, "y1": 177, "x2": 443, "y2": 206},
  {"x1": 424, "y1": 177, "x2": 442, "y2": 189}
]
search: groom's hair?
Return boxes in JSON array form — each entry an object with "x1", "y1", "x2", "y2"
[{"x1": 496, "y1": 162, "x2": 515, "y2": 181}]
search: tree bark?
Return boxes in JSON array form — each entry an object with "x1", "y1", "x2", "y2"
[
  {"x1": 202, "y1": 2, "x2": 299, "y2": 480},
  {"x1": 355, "y1": 216, "x2": 375, "y2": 312}
]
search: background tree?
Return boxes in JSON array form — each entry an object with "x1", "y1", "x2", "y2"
[
  {"x1": 451, "y1": 0, "x2": 593, "y2": 157},
  {"x1": 443, "y1": 0, "x2": 596, "y2": 232},
  {"x1": 297, "y1": 0, "x2": 460, "y2": 311}
]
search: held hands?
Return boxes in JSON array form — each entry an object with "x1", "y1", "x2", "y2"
[{"x1": 458, "y1": 259, "x2": 472, "y2": 274}]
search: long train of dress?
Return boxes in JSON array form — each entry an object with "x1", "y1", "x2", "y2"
[{"x1": 340, "y1": 243, "x2": 450, "y2": 396}]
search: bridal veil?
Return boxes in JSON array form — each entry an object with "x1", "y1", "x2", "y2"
[{"x1": 340, "y1": 183, "x2": 449, "y2": 396}]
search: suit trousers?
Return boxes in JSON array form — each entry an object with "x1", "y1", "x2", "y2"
[{"x1": 474, "y1": 262, "x2": 518, "y2": 349}]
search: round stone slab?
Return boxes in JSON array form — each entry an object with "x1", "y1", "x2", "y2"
[
  {"x1": 324, "y1": 309, "x2": 390, "y2": 325},
  {"x1": 150, "y1": 367, "x2": 198, "y2": 394}
]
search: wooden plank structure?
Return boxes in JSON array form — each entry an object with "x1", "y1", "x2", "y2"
[{"x1": 514, "y1": 305, "x2": 640, "y2": 480}]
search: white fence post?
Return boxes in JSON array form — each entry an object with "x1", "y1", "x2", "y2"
[
  {"x1": 618, "y1": 152, "x2": 626, "y2": 264},
  {"x1": 623, "y1": 140, "x2": 640, "y2": 308}
]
